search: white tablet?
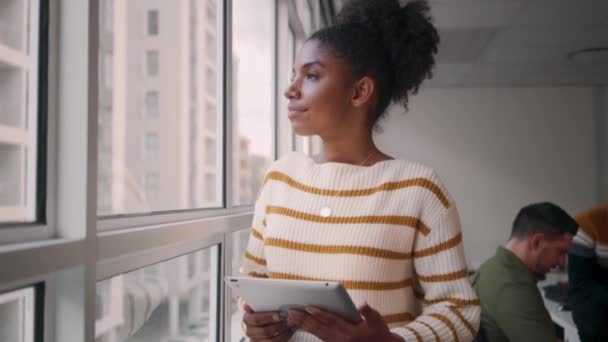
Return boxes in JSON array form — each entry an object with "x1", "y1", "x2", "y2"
[{"x1": 224, "y1": 276, "x2": 362, "y2": 323}]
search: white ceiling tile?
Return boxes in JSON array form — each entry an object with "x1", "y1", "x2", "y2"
[
  {"x1": 436, "y1": 28, "x2": 499, "y2": 63},
  {"x1": 479, "y1": 46, "x2": 572, "y2": 63},
  {"x1": 511, "y1": 0, "x2": 608, "y2": 28},
  {"x1": 429, "y1": 0, "x2": 526, "y2": 28},
  {"x1": 487, "y1": 25, "x2": 583, "y2": 49}
]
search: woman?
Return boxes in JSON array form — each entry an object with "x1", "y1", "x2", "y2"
[{"x1": 240, "y1": 0, "x2": 480, "y2": 341}]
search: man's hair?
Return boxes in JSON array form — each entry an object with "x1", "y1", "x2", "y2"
[{"x1": 510, "y1": 202, "x2": 578, "y2": 240}]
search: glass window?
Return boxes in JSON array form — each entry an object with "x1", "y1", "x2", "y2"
[
  {"x1": 95, "y1": 247, "x2": 218, "y2": 342},
  {"x1": 205, "y1": 66, "x2": 215, "y2": 96},
  {"x1": 0, "y1": 287, "x2": 35, "y2": 342},
  {"x1": 205, "y1": 31, "x2": 215, "y2": 63},
  {"x1": 229, "y1": 228, "x2": 251, "y2": 341},
  {"x1": 145, "y1": 50, "x2": 159, "y2": 77},
  {"x1": 144, "y1": 172, "x2": 159, "y2": 200},
  {"x1": 98, "y1": 0, "x2": 223, "y2": 216},
  {"x1": 204, "y1": 137, "x2": 215, "y2": 167},
  {"x1": 206, "y1": 3, "x2": 216, "y2": 30},
  {"x1": 204, "y1": 173, "x2": 215, "y2": 202},
  {"x1": 232, "y1": 0, "x2": 275, "y2": 206},
  {"x1": 147, "y1": 9, "x2": 159, "y2": 36},
  {"x1": 144, "y1": 91, "x2": 159, "y2": 118},
  {"x1": 0, "y1": 0, "x2": 41, "y2": 222},
  {"x1": 205, "y1": 102, "x2": 216, "y2": 134},
  {"x1": 143, "y1": 132, "x2": 159, "y2": 161}
]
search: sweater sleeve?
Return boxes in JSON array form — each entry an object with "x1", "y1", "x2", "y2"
[
  {"x1": 391, "y1": 197, "x2": 480, "y2": 341},
  {"x1": 239, "y1": 174, "x2": 271, "y2": 279}
]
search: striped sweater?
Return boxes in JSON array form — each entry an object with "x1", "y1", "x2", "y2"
[{"x1": 240, "y1": 152, "x2": 480, "y2": 341}]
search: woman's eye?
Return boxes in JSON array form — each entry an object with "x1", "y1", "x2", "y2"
[{"x1": 306, "y1": 73, "x2": 318, "y2": 80}]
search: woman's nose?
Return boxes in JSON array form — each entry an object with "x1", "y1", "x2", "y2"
[{"x1": 284, "y1": 78, "x2": 300, "y2": 100}]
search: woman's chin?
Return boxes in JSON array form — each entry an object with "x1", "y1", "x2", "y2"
[{"x1": 290, "y1": 124, "x2": 316, "y2": 137}]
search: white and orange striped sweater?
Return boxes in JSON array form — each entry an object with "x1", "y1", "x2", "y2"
[{"x1": 240, "y1": 152, "x2": 480, "y2": 341}]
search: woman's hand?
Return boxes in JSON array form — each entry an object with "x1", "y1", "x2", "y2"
[
  {"x1": 243, "y1": 304, "x2": 295, "y2": 342},
  {"x1": 287, "y1": 302, "x2": 405, "y2": 342}
]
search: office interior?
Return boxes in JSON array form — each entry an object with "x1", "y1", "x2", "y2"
[{"x1": 0, "y1": 0, "x2": 606, "y2": 341}]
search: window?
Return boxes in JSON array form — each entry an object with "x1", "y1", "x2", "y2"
[
  {"x1": 147, "y1": 9, "x2": 159, "y2": 36},
  {"x1": 205, "y1": 102, "x2": 216, "y2": 134},
  {"x1": 144, "y1": 172, "x2": 159, "y2": 200},
  {"x1": 95, "y1": 247, "x2": 218, "y2": 342},
  {"x1": 0, "y1": 0, "x2": 41, "y2": 222},
  {"x1": 102, "y1": 54, "x2": 113, "y2": 89},
  {"x1": 145, "y1": 50, "x2": 159, "y2": 77},
  {"x1": 206, "y1": 31, "x2": 215, "y2": 63},
  {"x1": 98, "y1": 1, "x2": 223, "y2": 216},
  {"x1": 232, "y1": 0, "x2": 275, "y2": 205},
  {"x1": 206, "y1": 3, "x2": 216, "y2": 29},
  {"x1": 229, "y1": 229, "x2": 252, "y2": 341},
  {"x1": 204, "y1": 173, "x2": 215, "y2": 202},
  {"x1": 0, "y1": 287, "x2": 35, "y2": 342},
  {"x1": 204, "y1": 137, "x2": 215, "y2": 167},
  {"x1": 205, "y1": 66, "x2": 215, "y2": 96},
  {"x1": 144, "y1": 91, "x2": 159, "y2": 118},
  {"x1": 143, "y1": 132, "x2": 159, "y2": 161}
]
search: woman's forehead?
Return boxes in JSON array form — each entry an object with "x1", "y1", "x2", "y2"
[{"x1": 295, "y1": 40, "x2": 333, "y2": 68}]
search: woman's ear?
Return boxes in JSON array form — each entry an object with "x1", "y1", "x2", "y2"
[{"x1": 351, "y1": 76, "x2": 375, "y2": 108}]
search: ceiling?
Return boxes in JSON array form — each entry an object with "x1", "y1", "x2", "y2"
[{"x1": 332, "y1": 0, "x2": 608, "y2": 87}]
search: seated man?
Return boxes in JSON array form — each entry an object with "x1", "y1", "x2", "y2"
[
  {"x1": 472, "y1": 202, "x2": 578, "y2": 342},
  {"x1": 568, "y1": 203, "x2": 608, "y2": 342}
]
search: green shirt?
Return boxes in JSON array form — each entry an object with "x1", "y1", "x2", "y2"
[{"x1": 472, "y1": 247, "x2": 556, "y2": 342}]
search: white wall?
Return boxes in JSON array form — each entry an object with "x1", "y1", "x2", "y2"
[{"x1": 376, "y1": 87, "x2": 600, "y2": 267}]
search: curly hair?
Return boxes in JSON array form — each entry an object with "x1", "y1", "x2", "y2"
[{"x1": 308, "y1": 0, "x2": 439, "y2": 124}]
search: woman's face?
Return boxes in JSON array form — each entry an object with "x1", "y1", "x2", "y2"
[{"x1": 284, "y1": 39, "x2": 356, "y2": 137}]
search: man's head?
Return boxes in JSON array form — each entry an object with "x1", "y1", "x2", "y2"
[{"x1": 508, "y1": 202, "x2": 578, "y2": 279}]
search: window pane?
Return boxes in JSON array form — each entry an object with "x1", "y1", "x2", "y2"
[
  {"x1": 229, "y1": 228, "x2": 250, "y2": 341},
  {"x1": 98, "y1": 0, "x2": 223, "y2": 216},
  {"x1": 145, "y1": 50, "x2": 159, "y2": 77},
  {"x1": 232, "y1": 0, "x2": 274, "y2": 206},
  {"x1": 0, "y1": 0, "x2": 40, "y2": 222},
  {"x1": 0, "y1": 287, "x2": 35, "y2": 342},
  {"x1": 147, "y1": 9, "x2": 159, "y2": 36},
  {"x1": 144, "y1": 91, "x2": 159, "y2": 118},
  {"x1": 95, "y1": 247, "x2": 219, "y2": 342}
]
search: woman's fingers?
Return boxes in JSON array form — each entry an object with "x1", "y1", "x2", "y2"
[
  {"x1": 243, "y1": 310, "x2": 283, "y2": 327},
  {"x1": 288, "y1": 309, "x2": 334, "y2": 341},
  {"x1": 247, "y1": 321, "x2": 292, "y2": 340}
]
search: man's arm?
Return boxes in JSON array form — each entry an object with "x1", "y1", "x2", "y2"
[{"x1": 495, "y1": 283, "x2": 557, "y2": 342}]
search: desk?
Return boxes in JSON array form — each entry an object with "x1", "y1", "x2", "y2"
[
  {"x1": 539, "y1": 273, "x2": 580, "y2": 342},
  {"x1": 543, "y1": 296, "x2": 580, "y2": 342}
]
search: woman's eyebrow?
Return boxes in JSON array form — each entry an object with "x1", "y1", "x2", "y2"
[
  {"x1": 291, "y1": 60, "x2": 325, "y2": 76},
  {"x1": 294, "y1": 60, "x2": 325, "y2": 72}
]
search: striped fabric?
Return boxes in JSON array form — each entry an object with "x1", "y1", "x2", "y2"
[
  {"x1": 571, "y1": 204, "x2": 608, "y2": 268},
  {"x1": 240, "y1": 152, "x2": 480, "y2": 341}
]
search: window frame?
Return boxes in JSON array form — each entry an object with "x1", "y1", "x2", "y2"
[
  {"x1": 0, "y1": 0, "x2": 51, "y2": 241},
  {"x1": 0, "y1": 0, "x2": 315, "y2": 341}
]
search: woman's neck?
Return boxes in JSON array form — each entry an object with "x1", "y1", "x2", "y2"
[{"x1": 315, "y1": 134, "x2": 389, "y2": 166}]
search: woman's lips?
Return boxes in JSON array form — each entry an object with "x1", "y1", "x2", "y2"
[{"x1": 288, "y1": 106, "x2": 307, "y2": 120}]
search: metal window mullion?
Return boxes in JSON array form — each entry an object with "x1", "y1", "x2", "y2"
[
  {"x1": 85, "y1": 0, "x2": 101, "y2": 341},
  {"x1": 223, "y1": 0, "x2": 234, "y2": 209},
  {"x1": 54, "y1": 0, "x2": 100, "y2": 340},
  {"x1": 216, "y1": 237, "x2": 226, "y2": 342},
  {"x1": 272, "y1": 0, "x2": 279, "y2": 161}
]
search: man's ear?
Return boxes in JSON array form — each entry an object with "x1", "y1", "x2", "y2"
[
  {"x1": 529, "y1": 232, "x2": 545, "y2": 251},
  {"x1": 351, "y1": 76, "x2": 375, "y2": 108}
]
